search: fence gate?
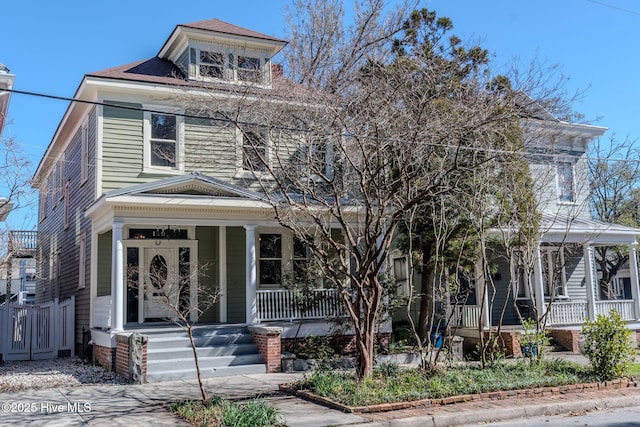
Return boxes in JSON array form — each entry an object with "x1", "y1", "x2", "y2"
[{"x1": 0, "y1": 297, "x2": 75, "y2": 361}]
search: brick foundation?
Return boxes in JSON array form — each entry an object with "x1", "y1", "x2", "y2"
[
  {"x1": 114, "y1": 333, "x2": 148, "y2": 383},
  {"x1": 550, "y1": 329, "x2": 581, "y2": 353},
  {"x1": 93, "y1": 344, "x2": 116, "y2": 371},
  {"x1": 115, "y1": 335, "x2": 130, "y2": 377},
  {"x1": 249, "y1": 326, "x2": 282, "y2": 373}
]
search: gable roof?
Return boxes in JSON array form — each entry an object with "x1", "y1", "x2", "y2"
[{"x1": 102, "y1": 171, "x2": 264, "y2": 200}]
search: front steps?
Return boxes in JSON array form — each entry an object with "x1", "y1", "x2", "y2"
[{"x1": 141, "y1": 325, "x2": 266, "y2": 382}]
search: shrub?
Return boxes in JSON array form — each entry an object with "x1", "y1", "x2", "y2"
[
  {"x1": 296, "y1": 335, "x2": 335, "y2": 361},
  {"x1": 582, "y1": 310, "x2": 636, "y2": 381}
]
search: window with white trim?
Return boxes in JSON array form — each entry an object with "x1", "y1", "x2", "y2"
[
  {"x1": 78, "y1": 231, "x2": 86, "y2": 289},
  {"x1": 393, "y1": 257, "x2": 409, "y2": 295},
  {"x1": 541, "y1": 247, "x2": 567, "y2": 298},
  {"x1": 237, "y1": 56, "x2": 262, "y2": 82},
  {"x1": 63, "y1": 180, "x2": 70, "y2": 230},
  {"x1": 257, "y1": 232, "x2": 313, "y2": 289},
  {"x1": 39, "y1": 176, "x2": 48, "y2": 222},
  {"x1": 557, "y1": 162, "x2": 575, "y2": 202},
  {"x1": 81, "y1": 122, "x2": 88, "y2": 184},
  {"x1": 259, "y1": 233, "x2": 282, "y2": 288},
  {"x1": 59, "y1": 153, "x2": 66, "y2": 198},
  {"x1": 300, "y1": 140, "x2": 335, "y2": 180},
  {"x1": 199, "y1": 50, "x2": 225, "y2": 79},
  {"x1": 143, "y1": 111, "x2": 184, "y2": 172},
  {"x1": 193, "y1": 46, "x2": 266, "y2": 84},
  {"x1": 239, "y1": 128, "x2": 268, "y2": 173}
]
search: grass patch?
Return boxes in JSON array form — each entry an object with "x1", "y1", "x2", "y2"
[
  {"x1": 297, "y1": 359, "x2": 596, "y2": 407},
  {"x1": 626, "y1": 363, "x2": 640, "y2": 377},
  {"x1": 170, "y1": 396, "x2": 281, "y2": 427}
]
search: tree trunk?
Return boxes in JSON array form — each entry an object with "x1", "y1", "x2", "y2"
[
  {"x1": 417, "y1": 242, "x2": 436, "y2": 341},
  {"x1": 187, "y1": 325, "x2": 208, "y2": 401},
  {"x1": 353, "y1": 275, "x2": 383, "y2": 380}
]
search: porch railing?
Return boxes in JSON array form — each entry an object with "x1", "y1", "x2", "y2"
[
  {"x1": 546, "y1": 301, "x2": 587, "y2": 325},
  {"x1": 595, "y1": 300, "x2": 635, "y2": 321},
  {"x1": 8, "y1": 230, "x2": 37, "y2": 257},
  {"x1": 256, "y1": 289, "x2": 344, "y2": 322},
  {"x1": 451, "y1": 305, "x2": 481, "y2": 328},
  {"x1": 93, "y1": 295, "x2": 112, "y2": 329}
]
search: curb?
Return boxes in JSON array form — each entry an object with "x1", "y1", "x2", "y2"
[{"x1": 348, "y1": 392, "x2": 640, "y2": 426}]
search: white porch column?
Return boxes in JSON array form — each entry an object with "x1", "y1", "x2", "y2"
[
  {"x1": 532, "y1": 246, "x2": 546, "y2": 321},
  {"x1": 111, "y1": 221, "x2": 124, "y2": 332},
  {"x1": 244, "y1": 224, "x2": 257, "y2": 325},
  {"x1": 583, "y1": 243, "x2": 597, "y2": 320},
  {"x1": 629, "y1": 243, "x2": 640, "y2": 320},
  {"x1": 477, "y1": 261, "x2": 490, "y2": 328},
  {"x1": 219, "y1": 226, "x2": 227, "y2": 323}
]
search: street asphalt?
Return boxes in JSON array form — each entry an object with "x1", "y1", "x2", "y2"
[{"x1": 1, "y1": 353, "x2": 640, "y2": 426}]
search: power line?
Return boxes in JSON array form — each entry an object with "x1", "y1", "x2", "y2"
[
  {"x1": 2, "y1": 86, "x2": 640, "y2": 169},
  {"x1": 587, "y1": 0, "x2": 640, "y2": 16}
]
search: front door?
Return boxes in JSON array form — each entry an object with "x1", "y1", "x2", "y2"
[{"x1": 143, "y1": 247, "x2": 178, "y2": 320}]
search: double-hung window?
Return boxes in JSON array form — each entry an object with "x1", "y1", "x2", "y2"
[
  {"x1": 144, "y1": 111, "x2": 183, "y2": 172},
  {"x1": 259, "y1": 234, "x2": 282, "y2": 288},
  {"x1": 199, "y1": 50, "x2": 225, "y2": 79},
  {"x1": 81, "y1": 122, "x2": 88, "y2": 184},
  {"x1": 556, "y1": 162, "x2": 575, "y2": 203},
  {"x1": 237, "y1": 56, "x2": 262, "y2": 83},
  {"x1": 193, "y1": 45, "x2": 265, "y2": 84},
  {"x1": 239, "y1": 128, "x2": 268, "y2": 173}
]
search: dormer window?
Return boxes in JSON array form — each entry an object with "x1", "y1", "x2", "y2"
[
  {"x1": 237, "y1": 56, "x2": 262, "y2": 82},
  {"x1": 199, "y1": 51, "x2": 224, "y2": 79},
  {"x1": 191, "y1": 45, "x2": 267, "y2": 85}
]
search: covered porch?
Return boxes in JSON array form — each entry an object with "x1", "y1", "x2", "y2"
[
  {"x1": 86, "y1": 173, "x2": 344, "y2": 333},
  {"x1": 450, "y1": 214, "x2": 640, "y2": 330}
]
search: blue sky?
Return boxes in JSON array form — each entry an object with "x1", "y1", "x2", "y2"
[{"x1": 2, "y1": 0, "x2": 639, "y2": 229}]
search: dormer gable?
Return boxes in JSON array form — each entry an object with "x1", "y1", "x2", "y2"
[{"x1": 158, "y1": 19, "x2": 287, "y2": 87}]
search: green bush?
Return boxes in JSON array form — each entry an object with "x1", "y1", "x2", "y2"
[{"x1": 582, "y1": 310, "x2": 636, "y2": 381}]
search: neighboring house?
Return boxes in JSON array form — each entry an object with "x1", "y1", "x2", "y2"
[
  {"x1": 442, "y1": 108, "x2": 640, "y2": 354},
  {"x1": 33, "y1": 19, "x2": 347, "y2": 381},
  {"x1": 0, "y1": 251, "x2": 36, "y2": 303},
  {"x1": 0, "y1": 63, "x2": 14, "y2": 137}
]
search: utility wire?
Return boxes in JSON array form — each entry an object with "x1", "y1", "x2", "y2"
[{"x1": 1, "y1": 87, "x2": 639, "y2": 168}]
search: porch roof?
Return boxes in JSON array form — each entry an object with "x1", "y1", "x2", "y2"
[
  {"x1": 539, "y1": 213, "x2": 640, "y2": 245},
  {"x1": 85, "y1": 172, "x2": 273, "y2": 225}
]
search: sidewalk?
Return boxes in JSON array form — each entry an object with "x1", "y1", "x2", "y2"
[{"x1": 1, "y1": 362, "x2": 640, "y2": 426}]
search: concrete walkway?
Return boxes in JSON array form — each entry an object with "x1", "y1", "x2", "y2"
[{"x1": 1, "y1": 355, "x2": 640, "y2": 426}]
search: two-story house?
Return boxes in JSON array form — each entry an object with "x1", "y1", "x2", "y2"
[
  {"x1": 33, "y1": 19, "x2": 349, "y2": 381},
  {"x1": 446, "y1": 109, "x2": 640, "y2": 355}
]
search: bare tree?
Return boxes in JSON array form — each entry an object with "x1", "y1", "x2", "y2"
[{"x1": 589, "y1": 136, "x2": 640, "y2": 299}]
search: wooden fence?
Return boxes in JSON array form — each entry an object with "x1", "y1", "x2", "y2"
[{"x1": 0, "y1": 296, "x2": 75, "y2": 361}]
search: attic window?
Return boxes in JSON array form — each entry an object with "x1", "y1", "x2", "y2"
[
  {"x1": 238, "y1": 56, "x2": 261, "y2": 82},
  {"x1": 199, "y1": 51, "x2": 224, "y2": 79},
  {"x1": 193, "y1": 46, "x2": 266, "y2": 84}
]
